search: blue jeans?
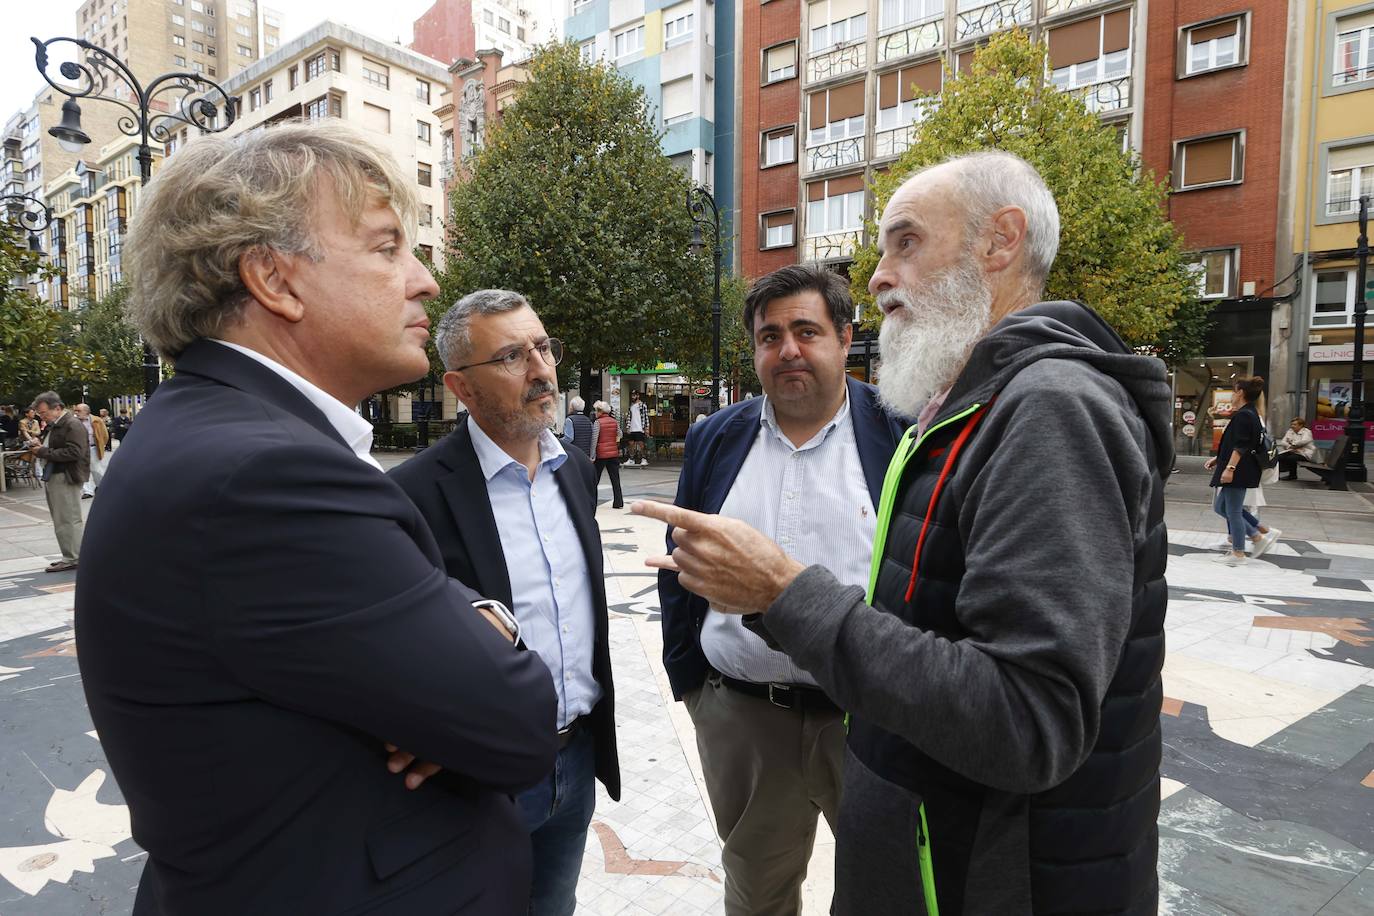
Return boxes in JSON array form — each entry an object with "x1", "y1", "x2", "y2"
[
  {"x1": 1213, "y1": 487, "x2": 1258, "y2": 552},
  {"x1": 515, "y1": 726, "x2": 596, "y2": 916}
]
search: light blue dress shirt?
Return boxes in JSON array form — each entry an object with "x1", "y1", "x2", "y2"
[{"x1": 467, "y1": 416, "x2": 601, "y2": 729}]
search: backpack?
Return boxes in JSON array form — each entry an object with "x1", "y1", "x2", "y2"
[{"x1": 1254, "y1": 424, "x2": 1279, "y2": 470}]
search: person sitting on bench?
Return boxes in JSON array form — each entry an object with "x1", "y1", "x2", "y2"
[{"x1": 1276, "y1": 417, "x2": 1316, "y2": 480}]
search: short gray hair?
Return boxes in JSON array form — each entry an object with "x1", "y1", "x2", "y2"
[
  {"x1": 568, "y1": 396, "x2": 586, "y2": 412},
  {"x1": 914, "y1": 151, "x2": 1060, "y2": 290},
  {"x1": 30, "y1": 391, "x2": 62, "y2": 410},
  {"x1": 593, "y1": 401, "x2": 610, "y2": 414},
  {"x1": 126, "y1": 120, "x2": 420, "y2": 359},
  {"x1": 436, "y1": 289, "x2": 531, "y2": 370}
]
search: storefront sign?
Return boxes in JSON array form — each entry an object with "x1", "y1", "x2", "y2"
[
  {"x1": 1182, "y1": 411, "x2": 1197, "y2": 424},
  {"x1": 1312, "y1": 418, "x2": 1374, "y2": 443},
  {"x1": 1309, "y1": 343, "x2": 1374, "y2": 363},
  {"x1": 1182, "y1": 424, "x2": 1196, "y2": 438}
]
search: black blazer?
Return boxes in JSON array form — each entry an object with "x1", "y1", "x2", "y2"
[
  {"x1": 75, "y1": 340, "x2": 558, "y2": 916},
  {"x1": 389, "y1": 422, "x2": 621, "y2": 801},
  {"x1": 1211, "y1": 401, "x2": 1263, "y2": 489},
  {"x1": 658, "y1": 376, "x2": 909, "y2": 699}
]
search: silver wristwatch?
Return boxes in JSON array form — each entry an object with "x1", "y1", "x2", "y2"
[{"x1": 472, "y1": 599, "x2": 522, "y2": 645}]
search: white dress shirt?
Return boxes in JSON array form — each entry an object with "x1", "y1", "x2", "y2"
[
  {"x1": 210, "y1": 340, "x2": 381, "y2": 471},
  {"x1": 699, "y1": 392, "x2": 877, "y2": 686},
  {"x1": 467, "y1": 417, "x2": 601, "y2": 728}
]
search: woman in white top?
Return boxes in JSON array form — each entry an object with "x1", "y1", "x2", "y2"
[{"x1": 1276, "y1": 417, "x2": 1317, "y2": 480}]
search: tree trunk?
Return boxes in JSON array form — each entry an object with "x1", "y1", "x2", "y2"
[{"x1": 580, "y1": 363, "x2": 594, "y2": 413}]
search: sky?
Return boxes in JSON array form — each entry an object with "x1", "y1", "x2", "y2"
[{"x1": 2, "y1": 0, "x2": 440, "y2": 122}]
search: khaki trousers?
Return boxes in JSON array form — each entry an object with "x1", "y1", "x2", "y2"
[
  {"x1": 45, "y1": 474, "x2": 84, "y2": 561},
  {"x1": 685, "y1": 673, "x2": 845, "y2": 916}
]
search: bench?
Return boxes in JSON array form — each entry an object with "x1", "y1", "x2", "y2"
[{"x1": 1297, "y1": 434, "x2": 1349, "y2": 490}]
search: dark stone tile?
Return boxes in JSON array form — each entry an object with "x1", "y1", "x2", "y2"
[
  {"x1": 1264, "y1": 687, "x2": 1374, "y2": 770},
  {"x1": 1318, "y1": 863, "x2": 1374, "y2": 915}
]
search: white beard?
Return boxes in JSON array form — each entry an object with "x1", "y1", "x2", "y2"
[{"x1": 876, "y1": 262, "x2": 994, "y2": 419}]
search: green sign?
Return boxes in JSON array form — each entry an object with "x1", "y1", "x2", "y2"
[{"x1": 1367, "y1": 278, "x2": 1374, "y2": 302}]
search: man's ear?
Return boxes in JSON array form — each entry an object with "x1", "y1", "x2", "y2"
[
  {"x1": 239, "y1": 247, "x2": 306, "y2": 323},
  {"x1": 443, "y1": 370, "x2": 471, "y2": 403},
  {"x1": 982, "y1": 206, "x2": 1028, "y2": 276}
]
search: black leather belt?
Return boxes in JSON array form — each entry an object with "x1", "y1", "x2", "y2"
[
  {"x1": 557, "y1": 716, "x2": 585, "y2": 750},
  {"x1": 714, "y1": 672, "x2": 839, "y2": 713}
]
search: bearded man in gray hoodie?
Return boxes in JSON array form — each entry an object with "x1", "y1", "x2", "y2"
[{"x1": 635, "y1": 150, "x2": 1170, "y2": 915}]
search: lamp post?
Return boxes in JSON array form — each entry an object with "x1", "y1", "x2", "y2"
[
  {"x1": 31, "y1": 36, "x2": 238, "y2": 399},
  {"x1": 1347, "y1": 194, "x2": 1371, "y2": 483},
  {"x1": 0, "y1": 193, "x2": 54, "y2": 307},
  {"x1": 687, "y1": 185, "x2": 722, "y2": 414}
]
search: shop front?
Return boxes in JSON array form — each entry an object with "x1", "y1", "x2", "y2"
[
  {"x1": 1302, "y1": 336, "x2": 1374, "y2": 447},
  {"x1": 1171, "y1": 356, "x2": 1256, "y2": 457},
  {"x1": 606, "y1": 362, "x2": 717, "y2": 448}
]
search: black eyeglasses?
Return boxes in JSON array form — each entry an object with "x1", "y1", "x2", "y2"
[{"x1": 455, "y1": 338, "x2": 564, "y2": 375}]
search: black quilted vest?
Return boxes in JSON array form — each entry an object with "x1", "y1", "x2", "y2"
[
  {"x1": 566, "y1": 412, "x2": 595, "y2": 458},
  {"x1": 849, "y1": 406, "x2": 1167, "y2": 914}
]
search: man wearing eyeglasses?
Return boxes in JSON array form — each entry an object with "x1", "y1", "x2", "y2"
[{"x1": 389, "y1": 289, "x2": 619, "y2": 916}]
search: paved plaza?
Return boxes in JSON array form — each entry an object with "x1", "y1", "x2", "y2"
[{"x1": 1, "y1": 452, "x2": 1373, "y2": 914}]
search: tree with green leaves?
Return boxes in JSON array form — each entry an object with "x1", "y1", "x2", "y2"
[
  {"x1": 850, "y1": 29, "x2": 1210, "y2": 361},
  {"x1": 72, "y1": 282, "x2": 145, "y2": 408},
  {"x1": 441, "y1": 41, "x2": 713, "y2": 397},
  {"x1": 0, "y1": 221, "x2": 104, "y2": 406}
]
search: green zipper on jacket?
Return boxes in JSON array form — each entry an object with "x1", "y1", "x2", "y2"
[{"x1": 850, "y1": 402, "x2": 981, "y2": 916}]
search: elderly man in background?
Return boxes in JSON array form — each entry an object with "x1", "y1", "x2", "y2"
[
  {"x1": 636, "y1": 151, "x2": 1170, "y2": 914},
  {"x1": 75, "y1": 121, "x2": 557, "y2": 915},
  {"x1": 73, "y1": 404, "x2": 109, "y2": 497},
  {"x1": 25, "y1": 391, "x2": 89, "y2": 572}
]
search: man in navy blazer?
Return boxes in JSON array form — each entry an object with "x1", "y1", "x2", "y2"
[
  {"x1": 390, "y1": 290, "x2": 619, "y2": 916},
  {"x1": 75, "y1": 122, "x2": 556, "y2": 915},
  {"x1": 658, "y1": 265, "x2": 907, "y2": 915}
]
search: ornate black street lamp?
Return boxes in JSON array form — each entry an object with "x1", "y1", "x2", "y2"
[
  {"x1": 687, "y1": 185, "x2": 722, "y2": 414},
  {"x1": 32, "y1": 36, "x2": 238, "y2": 398},
  {"x1": 0, "y1": 193, "x2": 54, "y2": 308},
  {"x1": 1346, "y1": 194, "x2": 1371, "y2": 483}
]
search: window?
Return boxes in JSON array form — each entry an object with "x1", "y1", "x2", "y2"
[
  {"x1": 661, "y1": 78, "x2": 694, "y2": 125},
  {"x1": 580, "y1": 40, "x2": 596, "y2": 64},
  {"x1": 191, "y1": 40, "x2": 202, "y2": 51},
  {"x1": 264, "y1": 79, "x2": 272, "y2": 103},
  {"x1": 1335, "y1": 12, "x2": 1374, "y2": 87},
  {"x1": 173, "y1": 34, "x2": 185, "y2": 46},
  {"x1": 419, "y1": 244, "x2": 434, "y2": 261},
  {"x1": 236, "y1": 24, "x2": 251, "y2": 37},
  {"x1": 1326, "y1": 144, "x2": 1374, "y2": 217},
  {"x1": 266, "y1": 14, "x2": 280, "y2": 27},
  {"x1": 664, "y1": 5, "x2": 694, "y2": 47},
  {"x1": 208, "y1": 66, "x2": 216, "y2": 76},
  {"x1": 191, "y1": 19, "x2": 204, "y2": 32},
  {"x1": 1048, "y1": 11, "x2": 1131, "y2": 89},
  {"x1": 206, "y1": 24, "x2": 216, "y2": 36},
  {"x1": 809, "y1": 0, "x2": 867, "y2": 54},
  {"x1": 363, "y1": 103, "x2": 391, "y2": 134},
  {"x1": 517, "y1": 27, "x2": 525, "y2": 40},
  {"x1": 249, "y1": 87, "x2": 260, "y2": 111},
  {"x1": 193, "y1": 60, "x2": 205, "y2": 72},
  {"x1": 237, "y1": 3, "x2": 252, "y2": 15},
  {"x1": 614, "y1": 23, "x2": 645, "y2": 59},
  {"x1": 288, "y1": 65, "x2": 298, "y2": 89},
  {"x1": 190, "y1": 0, "x2": 203, "y2": 11},
  {"x1": 761, "y1": 210, "x2": 796, "y2": 249},
  {"x1": 306, "y1": 51, "x2": 333, "y2": 80},
  {"x1": 172, "y1": 13, "x2": 184, "y2": 25},
  {"x1": 362, "y1": 61, "x2": 390, "y2": 89},
  {"x1": 1174, "y1": 133, "x2": 1243, "y2": 189},
  {"x1": 207, "y1": 45, "x2": 215, "y2": 55},
  {"x1": 266, "y1": 35, "x2": 277, "y2": 47},
  {"x1": 237, "y1": 44, "x2": 252, "y2": 57},
  {"x1": 573, "y1": 0, "x2": 593, "y2": 11},
  {"x1": 1313, "y1": 270, "x2": 1356, "y2": 327},
  {"x1": 499, "y1": 17, "x2": 510, "y2": 33},
  {"x1": 418, "y1": 162, "x2": 432, "y2": 187},
  {"x1": 761, "y1": 126, "x2": 796, "y2": 167},
  {"x1": 305, "y1": 93, "x2": 342, "y2": 120},
  {"x1": 417, "y1": 79, "x2": 431, "y2": 103},
  {"x1": 1186, "y1": 249, "x2": 1235, "y2": 299},
  {"x1": 1182, "y1": 16, "x2": 1245, "y2": 76},
  {"x1": 174, "y1": 54, "x2": 186, "y2": 66},
  {"x1": 807, "y1": 80, "x2": 865, "y2": 147},
  {"x1": 879, "y1": 0, "x2": 941, "y2": 31},
  {"x1": 420, "y1": 204, "x2": 433, "y2": 227},
  {"x1": 483, "y1": 10, "x2": 493, "y2": 25},
  {"x1": 806, "y1": 176, "x2": 865, "y2": 233},
  {"x1": 417, "y1": 120, "x2": 432, "y2": 142},
  {"x1": 763, "y1": 42, "x2": 797, "y2": 83},
  {"x1": 877, "y1": 61, "x2": 941, "y2": 129}
]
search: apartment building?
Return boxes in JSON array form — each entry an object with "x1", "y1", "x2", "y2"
[{"x1": 411, "y1": 0, "x2": 555, "y2": 66}]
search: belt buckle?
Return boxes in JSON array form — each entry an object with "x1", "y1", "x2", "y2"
[{"x1": 768, "y1": 683, "x2": 794, "y2": 710}]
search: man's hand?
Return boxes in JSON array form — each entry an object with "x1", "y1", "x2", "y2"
[
  {"x1": 1204, "y1": 457, "x2": 1217, "y2": 470},
  {"x1": 631, "y1": 500, "x2": 805, "y2": 614},
  {"x1": 384, "y1": 743, "x2": 442, "y2": 790}
]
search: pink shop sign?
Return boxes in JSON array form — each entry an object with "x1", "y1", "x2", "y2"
[{"x1": 1311, "y1": 418, "x2": 1374, "y2": 442}]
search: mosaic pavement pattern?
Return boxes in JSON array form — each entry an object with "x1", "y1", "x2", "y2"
[{"x1": 1, "y1": 471, "x2": 1371, "y2": 913}]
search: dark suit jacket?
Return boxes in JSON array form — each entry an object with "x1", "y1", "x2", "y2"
[
  {"x1": 35, "y1": 410, "x2": 90, "y2": 485},
  {"x1": 658, "y1": 376, "x2": 909, "y2": 699},
  {"x1": 389, "y1": 422, "x2": 621, "y2": 801},
  {"x1": 75, "y1": 340, "x2": 558, "y2": 916}
]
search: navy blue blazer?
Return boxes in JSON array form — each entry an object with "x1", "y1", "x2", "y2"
[
  {"x1": 657, "y1": 375, "x2": 909, "y2": 699},
  {"x1": 388, "y1": 423, "x2": 620, "y2": 800},
  {"x1": 76, "y1": 340, "x2": 557, "y2": 915}
]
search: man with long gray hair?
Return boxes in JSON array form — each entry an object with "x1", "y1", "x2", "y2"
[
  {"x1": 390, "y1": 289, "x2": 619, "y2": 916},
  {"x1": 73, "y1": 121, "x2": 558, "y2": 914},
  {"x1": 634, "y1": 151, "x2": 1170, "y2": 913}
]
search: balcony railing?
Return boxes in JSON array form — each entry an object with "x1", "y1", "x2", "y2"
[
  {"x1": 874, "y1": 124, "x2": 915, "y2": 160},
  {"x1": 956, "y1": 0, "x2": 1032, "y2": 41},
  {"x1": 877, "y1": 18, "x2": 943, "y2": 64},
  {"x1": 804, "y1": 229, "x2": 861, "y2": 262},
  {"x1": 1069, "y1": 75, "x2": 1131, "y2": 113},
  {"x1": 806, "y1": 40, "x2": 867, "y2": 84},
  {"x1": 806, "y1": 137, "x2": 865, "y2": 173},
  {"x1": 439, "y1": 158, "x2": 456, "y2": 181},
  {"x1": 1042, "y1": 0, "x2": 1111, "y2": 18}
]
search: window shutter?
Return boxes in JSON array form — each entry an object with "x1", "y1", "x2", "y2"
[
  {"x1": 827, "y1": 173, "x2": 865, "y2": 195},
  {"x1": 765, "y1": 211, "x2": 794, "y2": 228},
  {"x1": 827, "y1": 80, "x2": 865, "y2": 121},
  {"x1": 879, "y1": 71, "x2": 898, "y2": 109},
  {"x1": 1330, "y1": 143, "x2": 1374, "y2": 171},
  {"x1": 1189, "y1": 19, "x2": 1238, "y2": 44},
  {"x1": 809, "y1": 91, "x2": 827, "y2": 127},
  {"x1": 1103, "y1": 10, "x2": 1131, "y2": 53},
  {"x1": 1183, "y1": 136, "x2": 1236, "y2": 185},
  {"x1": 1047, "y1": 17, "x2": 1102, "y2": 69},
  {"x1": 807, "y1": 181, "x2": 826, "y2": 202},
  {"x1": 903, "y1": 59, "x2": 942, "y2": 99}
]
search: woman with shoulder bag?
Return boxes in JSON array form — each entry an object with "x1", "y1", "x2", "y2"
[{"x1": 1205, "y1": 376, "x2": 1274, "y2": 566}]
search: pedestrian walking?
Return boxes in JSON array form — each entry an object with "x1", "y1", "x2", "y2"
[
  {"x1": 637, "y1": 151, "x2": 1170, "y2": 914},
  {"x1": 593, "y1": 401, "x2": 624, "y2": 508},
  {"x1": 1206, "y1": 376, "x2": 1268, "y2": 566},
  {"x1": 1276, "y1": 417, "x2": 1316, "y2": 480},
  {"x1": 562, "y1": 395, "x2": 595, "y2": 459},
  {"x1": 24, "y1": 392, "x2": 89, "y2": 572},
  {"x1": 625, "y1": 390, "x2": 649, "y2": 465},
  {"x1": 73, "y1": 404, "x2": 109, "y2": 497},
  {"x1": 110, "y1": 409, "x2": 132, "y2": 445}
]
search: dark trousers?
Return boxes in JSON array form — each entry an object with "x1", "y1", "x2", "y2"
[
  {"x1": 515, "y1": 728, "x2": 597, "y2": 916},
  {"x1": 594, "y1": 458, "x2": 623, "y2": 508},
  {"x1": 1277, "y1": 452, "x2": 1302, "y2": 478}
]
